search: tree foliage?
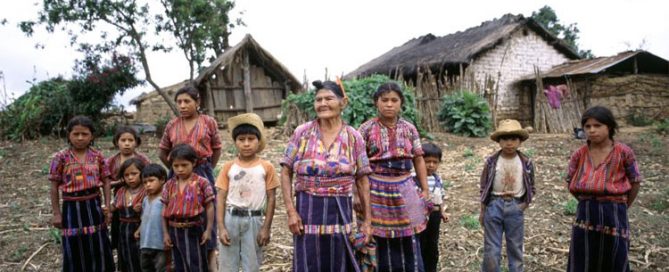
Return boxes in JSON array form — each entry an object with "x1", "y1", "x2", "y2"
[
  {"x1": 437, "y1": 91, "x2": 492, "y2": 137},
  {"x1": 531, "y1": 5, "x2": 594, "y2": 59}
]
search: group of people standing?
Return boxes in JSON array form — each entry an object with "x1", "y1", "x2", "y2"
[{"x1": 48, "y1": 79, "x2": 642, "y2": 272}]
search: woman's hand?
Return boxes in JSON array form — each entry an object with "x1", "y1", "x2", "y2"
[
  {"x1": 360, "y1": 221, "x2": 373, "y2": 244},
  {"x1": 420, "y1": 190, "x2": 430, "y2": 201},
  {"x1": 287, "y1": 210, "x2": 304, "y2": 235}
]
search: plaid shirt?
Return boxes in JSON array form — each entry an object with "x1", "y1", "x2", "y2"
[
  {"x1": 479, "y1": 150, "x2": 535, "y2": 205},
  {"x1": 48, "y1": 148, "x2": 110, "y2": 193},
  {"x1": 159, "y1": 114, "x2": 222, "y2": 159},
  {"x1": 161, "y1": 174, "x2": 214, "y2": 219}
]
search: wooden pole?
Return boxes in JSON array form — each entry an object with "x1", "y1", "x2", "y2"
[
  {"x1": 205, "y1": 81, "x2": 215, "y2": 117},
  {"x1": 242, "y1": 51, "x2": 254, "y2": 113}
]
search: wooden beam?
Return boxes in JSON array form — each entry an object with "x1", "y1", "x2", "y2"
[
  {"x1": 205, "y1": 81, "x2": 215, "y2": 117},
  {"x1": 243, "y1": 51, "x2": 254, "y2": 113}
]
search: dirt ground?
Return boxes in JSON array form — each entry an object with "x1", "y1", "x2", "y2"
[{"x1": 0, "y1": 126, "x2": 667, "y2": 271}]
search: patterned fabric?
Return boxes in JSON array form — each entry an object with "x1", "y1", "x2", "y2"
[
  {"x1": 369, "y1": 174, "x2": 427, "y2": 238},
  {"x1": 60, "y1": 189, "x2": 115, "y2": 271},
  {"x1": 215, "y1": 158, "x2": 280, "y2": 210},
  {"x1": 358, "y1": 117, "x2": 424, "y2": 175},
  {"x1": 567, "y1": 199, "x2": 630, "y2": 272},
  {"x1": 48, "y1": 148, "x2": 110, "y2": 193},
  {"x1": 113, "y1": 186, "x2": 147, "y2": 212},
  {"x1": 106, "y1": 151, "x2": 150, "y2": 182},
  {"x1": 292, "y1": 192, "x2": 358, "y2": 272},
  {"x1": 567, "y1": 142, "x2": 642, "y2": 200},
  {"x1": 280, "y1": 120, "x2": 371, "y2": 197},
  {"x1": 375, "y1": 236, "x2": 425, "y2": 272},
  {"x1": 159, "y1": 114, "x2": 222, "y2": 160},
  {"x1": 169, "y1": 225, "x2": 208, "y2": 272},
  {"x1": 480, "y1": 150, "x2": 535, "y2": 205},
  {"x1": 118, "y1": 208, "x2": 142, "y2": 272},
  {"x1": 161, "y1": 174, "x2": 214, "y2": 219}
]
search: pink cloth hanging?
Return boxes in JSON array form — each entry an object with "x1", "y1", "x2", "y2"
[{"x1": 544, "y1": 85, "x2": 562, "y2": 109}]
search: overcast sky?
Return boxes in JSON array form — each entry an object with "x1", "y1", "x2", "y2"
[{"x1": 1, "y1": 0, "x2": 668, "y2": 110}]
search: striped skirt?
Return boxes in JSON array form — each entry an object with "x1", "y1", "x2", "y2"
[
  {"x1": 293, "y1": 192, "x2": 358, "y2": 272},
  {"x1": 60, "y1": 190, "x2": 115, "y2": 272},
  {"x1": 369, "y1": 174, "x2": 427, "y2": 238},
  {"x1": 567, "y1": 199, "x2": 630, "y2": 272},
  {"x1": 169, "y1": 224, "x2": 208, "y2": 272},
  {"x1": 376, "y1": 235, "x2": 424, "y2": 272},
  {"x1": 118, "y1": 215, "x2": 141, "y2": 271}
]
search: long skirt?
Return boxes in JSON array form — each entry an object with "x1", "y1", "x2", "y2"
[
  {"x1": 567, "y1": 199, "x2": 630, "y2": 272},
  {"x1": 61, "y1": 191, "x2": 115, "y2": 272},
  {"x1": 169, "y1": 224, "x2": 208, "y2": 272},
  {"x1": 118, "y1": 218, "x2": 141, "y2": 271},
  {"x1": 376, "y1": 236, "x2": 424, "y2": 272},
  {"x1": 293, "y1": 192, "x2": 358, "y2": 272}
]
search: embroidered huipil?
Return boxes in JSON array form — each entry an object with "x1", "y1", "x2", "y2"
[
  {"x1": 159, "y1": 115, "x2": 222, "y2": 160},
  {"x1": 49, "y1": 148, "x2": 110, "y2": 193},
  {"x1": 161, "y1": 174, "x2": 214, "y2": 219},
  {"x1": 566, "y1": 142, "x2": 642, "y2": 201},
  {"x1": 280, "y1": 120, "x2": 371, "y2": 197},
  {"x1": 358, "y1": 117, "x2": 424, "y2": 175},
  {"x1": 113, "y1": 187, "x2": 147, "y2": 216},
  {"x1": 106, "y1": 152, "x2": 150, "y2": 181}
]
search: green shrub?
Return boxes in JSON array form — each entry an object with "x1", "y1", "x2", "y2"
[
  {"x1": 655, "y1": 118, "x2": 669, "y2": 135},
  {"x1": 626, "y1": 112, "x2": 653, "y2": 127},
  {"x1": 154, "y1": 112, "x2": 172, "y2": 138},
  {"x1": 438, "y1": 91, "x2": 492, "y2": 137},
  {"x1": 460, "y1": 213, "x2": 480, "y2": 230},
  {"x1": 563, "y1": 198, "x2": 578, "y2": 215}
]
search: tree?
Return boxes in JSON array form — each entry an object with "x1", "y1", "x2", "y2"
[
  {"x1": 19, "y1": 0, "x2": 241, "y2": 115},
  {"x1": 531, "y1": 5, "x2": 594, "y2": 59}
]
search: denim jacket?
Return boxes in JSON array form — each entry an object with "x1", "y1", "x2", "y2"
[{"x1": 479, "y1": 150, "x2": 535, "y2": 205}]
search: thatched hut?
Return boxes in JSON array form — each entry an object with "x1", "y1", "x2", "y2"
[{"x1": 346, "y1": 14, "x2": 581, "y2": 131}]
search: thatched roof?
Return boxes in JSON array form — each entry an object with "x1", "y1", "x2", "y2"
[
  {"x1": 521, "y1": 50, "x2": 669, "y2": 80},
  {"x1": 194, "y1": 34, "x2": 302, "y2": 91},
  {"x1": 346, "y1": 14, "x2": 581, "y2": 78}
]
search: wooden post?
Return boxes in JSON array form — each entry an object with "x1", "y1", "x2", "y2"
[
  {"x1": 242, "y1": 51, "x2": 254, "y2": 113},
  {"x1": 205, "y1": 81, "x2": 215, "y2": 117}
]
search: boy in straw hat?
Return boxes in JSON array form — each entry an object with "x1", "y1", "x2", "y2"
[
  {"x1": 479, "y1": 119, "x2": 536, "y2": 272},
  {"x1": 215, "y1": 113, "x2": 279, "y2": 271}
]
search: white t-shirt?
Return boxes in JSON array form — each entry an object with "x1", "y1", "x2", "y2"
[
  {"x1": 492, "y1": 155, "x2": 525, "y2": 198},
  {"x1": 215, "y1": 158, "x2": 280, "y2": 210}
]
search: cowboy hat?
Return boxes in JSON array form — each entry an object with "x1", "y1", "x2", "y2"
[
  {"x1": 227, "y1": 113, "x2": 266, "y2": 152},
  {"x1": 490, "y1": 119, "x2": 529, "y2": 142}
]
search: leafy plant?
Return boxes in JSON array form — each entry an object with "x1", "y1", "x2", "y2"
[
  {"x1": 154, "y1": 113, "x2": 172, "y2": 138},
  {"x1": 460, "y1": 214, "x2": 480, "y2": 230},
  {"x1": 626, "y1": 112, "x2": 653, "y2": 127},
  {"x1": 438, "y1": 90, "x2": 492, "y2": 137},
  {"x1": 524, "y1": 147, "x2": 536, "y2": 158},
  {"x1": 49, "y1": 227, "x2": 62, "y2": 244},
  {"x1": 463, "y1": 147, "x2": 474, "y2": 158},
  {"x1": 563, "y1": 198, "x2": 578, "y2": 215},
  {"x1": 655, "y1": 118, "x2": 669, "y2": 135}
]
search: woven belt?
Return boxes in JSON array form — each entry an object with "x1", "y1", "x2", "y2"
[
  {"x1": 227, "y1": 207, "x2": 263, "y2": 217},
  {"x1": 62, "y1": 192, "x2": 100, "y2": 202},
  {"x1": 168, "y1": 220, "x2": 203, "y2": 228},
  {"x1": 119, "y1": 217, "x2": 141, "y2": 223},
  {"x1": 577, "y1": 195, "x2": 627, "y2": 204}
]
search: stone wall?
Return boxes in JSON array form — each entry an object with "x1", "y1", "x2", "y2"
[
  {"x1": 134, "y1": 91, "x2": 176, "y2": 125},
  {"x1": 468, "y1": 28, "x2": 572, "y2": 126}
]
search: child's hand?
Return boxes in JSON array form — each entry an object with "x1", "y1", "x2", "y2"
[
  {"x1": 200, "y1": 230, "x2": 211, "y2": 245},
  {"x1": 219, "y1": 227, "x2": 231, "y2": 246},
  {"x1": 51, "y1": 214, "x2": 62, "y2": 228},
  {"x1": 104, "y1": 212, "x2": 113, "y2": 226},
  {"x1": 420, "y1": 190, "x2": 430, "y2": 201},
  {"x1": 133, "y1": 204, "x2": 142, "y2": 213},
  {"x1": 134, "y1": 229, "x2": 140, "y2": 240},
  {"x1": 441, "y1": 211, "x2": 449, "y2": 223},
  {"x1": 163, "y1": 234, "x2": 173, "y2": 248},
  {"x1": 257, "y1": 227, "x2": 270, "y2": 247}
]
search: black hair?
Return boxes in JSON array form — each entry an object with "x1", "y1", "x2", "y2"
[
  {"x1": 232, "y1": 124, "x2": 261, "y2": 141},
  {"x1": 169, "y1": 143, "x2": 199, "y2": 165},
  {"x1": 142, "y1": 163, "x2": 168, "y2": 181},
  {"x1": 497, "y1": 134, "x2": 522, "y2": 142},
  {"x1": 117, "y1": 158, "x2": 147, "y2": 181},
  {"x1": 312, "y1": 80, "x2": 345, "y2": 99},
  {"x1": 66, "y1": 115, "x2": 96, "y2": 146},
  {"x1": 374, "y1": 82, "x2": 405, "y2": 105},
  {"x1": 422, "y1": 142, "x2": 443, "y2": 161},
  {"x1": 113, "y1": 126, "x2": 142, "y2": 148},
  {"x1": 174, "y1": 85, "x2": 200, "y2": 102},
  {"x1": 581, "y1": 106, "x2": 618, "y2": 140}
]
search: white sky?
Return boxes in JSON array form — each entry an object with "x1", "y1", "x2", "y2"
[{"x1": 1, "y1": 0, "x2": 668, "y2": 111}]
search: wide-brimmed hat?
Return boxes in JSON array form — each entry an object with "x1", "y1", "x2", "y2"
[
  {"x1": 227, "y1": 113, "x2": 266, "y2": 152},
  {"x1": 490, "y1": 119, "x2": 529, "y2": 142}
]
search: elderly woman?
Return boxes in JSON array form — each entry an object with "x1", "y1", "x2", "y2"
[
  {"x1": 281, "y1": 80, "x2": 373, "y2": 272},
  {"x1": 359, "y1": 82, "x2": 429, "y2": 272}
]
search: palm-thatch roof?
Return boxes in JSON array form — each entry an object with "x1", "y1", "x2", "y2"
[
  {"x1": 194, "y1": 34, "x2": 302, "y2": 91},
  {"x1": 346, "y1": 14, "x2": 581, "y2": 78}
]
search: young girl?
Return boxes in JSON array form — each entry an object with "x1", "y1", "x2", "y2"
[
  {"x1": 566, "y1": 106, "x2": 642, "y2": 272},
  {"x1": 112, "y1": 158, "x2": 147, "y2": 272},
  {"x1": 106, "y1": 126, "x2": 150, "y2": 260},
  {"x1": 162, "y1": 144, "x2": 215, "y2": 272},
  {"x1": 48, "y1": 115, "x2": 114, "y2": 271}
]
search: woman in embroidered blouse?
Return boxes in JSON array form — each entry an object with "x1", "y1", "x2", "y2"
[
  {"x1": 358, "y1": 82, "x2": 429, "y2": 272},
  {"x1": 566, "y1": 106, "x2": 642, "y2": 272},
  {"x1": 281, "y1": 80, "x2": 372, "y2": 272}
]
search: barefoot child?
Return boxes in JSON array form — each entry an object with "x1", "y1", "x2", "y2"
[
  {"x1": 162, "y1": 144, "x2": 215, "y2": 272},
  {"x1": 216, "y1": 113, "x2": 279, "y2": 271},
  {"x1": 479, "y1": 119, "x2": 535, "y2": 272},
  {"x1": 135, "y1": 163, "x2": 169, "y2": 272},
  {"x1": 112, "y1": 158, "x2": 147, "y2": 272},
  {"x1": 419, "y1": 142, "x2": 449, "y2": 272},
  {"x1": 48, "y1": 115, "x2": 114, "y2": 271}
]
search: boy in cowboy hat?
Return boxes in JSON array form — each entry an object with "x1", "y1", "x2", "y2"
[
  {"x1": 215, "y1": 113, "x2": 279, "y2": 271},
  {"x1": 479, "y1": 119, "x2": 536, "y2": 272}
]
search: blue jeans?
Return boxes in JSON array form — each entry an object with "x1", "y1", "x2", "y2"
[
  {"x1": 218, "y1": 212, "x2": 263, "y2": 272},
  {"x1": 482, "y1": 197, "x2": 524, "y2": 272}
]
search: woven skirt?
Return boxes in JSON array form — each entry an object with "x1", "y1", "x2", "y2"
[{"x1": 369, "y1": 174, "x2": 427, "y2": 238}]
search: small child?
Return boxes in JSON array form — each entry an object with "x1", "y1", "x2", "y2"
[
  {"x1": 216, "y1": 113, "x2": 279, "y2": 272},
  {"x1": 135, "y1": 163, "x2": 169, "y2": 272},
  {"x1": 418, "y1": 142, "x2": 449, "y2": 272},
  {"x1": 112, "y1": 158, "x2": 147, "y2": 272},
  {"x1": 162, "y1": 143, "x2": 215, "y2": 272},
  {"x1": 479, "y1": 119, "x2": 535, "y2": 272},
  {"x1": 48, "y1": 115, "x2": 114, "y2": 271}
]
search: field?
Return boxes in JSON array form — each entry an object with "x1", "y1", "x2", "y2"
[{"x1": 0, "y1": 126, "x2": 668, "y2": 271}]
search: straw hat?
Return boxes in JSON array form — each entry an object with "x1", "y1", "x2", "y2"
[
  {"x1": 490, "y1": 119, "x2": 529, "y2": 142},
  {"x1": 227, "y1": 113, "x2": 266, "y2": 152}
]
